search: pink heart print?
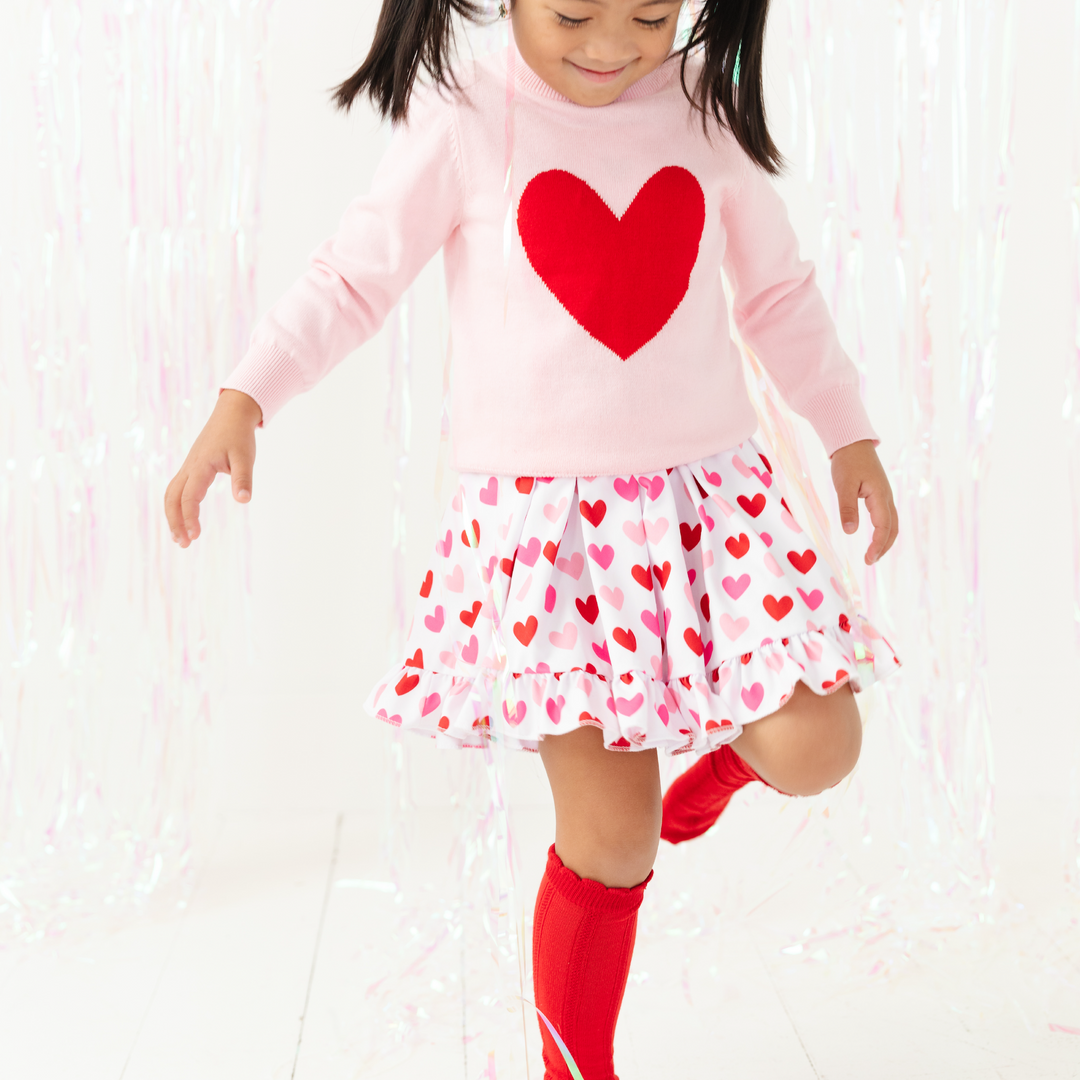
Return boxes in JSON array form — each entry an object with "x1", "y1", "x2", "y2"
[
  {"x1": 556, "y1": 551, "x2": 585, "y2": 579},
  {"x1": 549, "y1": 623, "x2": 578, "y2": 649},
  {"x1": 588, "y1": 543, "x2": 615, "y2": 569},
  {"x1": 640, "y1": 475, "x2": 665, "y2": 500},
  {"x1": 502, "y1": 699, "x2": 527, "y2": 726}
]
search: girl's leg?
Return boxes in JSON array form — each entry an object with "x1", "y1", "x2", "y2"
[
  {"x1": 661, "y1": 682, "x2": 862, "y2": 843},
  {"x1": 532, "y1": 727, "x2": 660, "y2": 1080}
]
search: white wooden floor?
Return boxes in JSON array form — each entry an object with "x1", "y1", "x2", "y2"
[{"x1": 2, "y1": 804, "x2": 1079, "y2": 1080}]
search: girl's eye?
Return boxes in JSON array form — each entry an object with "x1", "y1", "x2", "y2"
[
  {"x1": 554, "y1": 12, "x2": 588, "y2": 27},
  {"x1": 635, "y1": 14, "x2": 671, "y2": 29}
]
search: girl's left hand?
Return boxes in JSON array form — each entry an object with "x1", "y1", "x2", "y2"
[{"x1": 830, "y1": 440, "x2": 898, "y2": 564}]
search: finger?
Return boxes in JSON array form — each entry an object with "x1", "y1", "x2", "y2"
[
  {"x1": 835, "y1": 475, "x2": 860, "y2": 535},
  {"x1": 228, "y1": 444, "x2": 254, "y2": 503},
  {"x1": 880, "y1": 501, "x2": 899, "y2": 557},
  {"x1": 164, "y1": 474, "x2": 188, "y2": 542},
  {"x1": 863, "y1": 486, "x2": 892, "y2": 563},
  {"x1": 179, "y1": 462, "x2": 217, "y2": 545}
]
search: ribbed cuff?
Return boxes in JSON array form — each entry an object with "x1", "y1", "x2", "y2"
[
  {"x1": 799, "y1": 383, "x2": 880, "y2": 458},
  {"x1": 220, "y1": 338, "x2": 309, "y2": 427},
  {"x1": 545, "y1": 845, "x2": 652, "y2": 912}
]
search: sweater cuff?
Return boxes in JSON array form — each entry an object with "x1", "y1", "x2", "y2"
[
  {"x1": 220, "y1": 339, "x2": 309, "y2": 426},
  {"x1": 799, "y1": 383, "x2": 879, "y2": 458}
]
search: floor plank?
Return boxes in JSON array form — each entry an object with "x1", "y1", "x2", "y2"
[
  {"x1": 121, "y1": 812, "x2": 339, "y2": 1080},
  {"x1": 0, "y1": 910, "x2": 184, "y2": 1080}
]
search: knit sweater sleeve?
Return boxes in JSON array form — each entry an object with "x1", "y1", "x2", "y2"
[
  {"x1": 720, "y1": 153, "x2": 878, "y2": 457},
  {"x1": 222, "y1": 89, "x2": 464, "y2": 424}
]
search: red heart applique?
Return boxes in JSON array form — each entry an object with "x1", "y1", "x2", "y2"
[{"x1": 517, "y1": 167, "x2": 706, "y2": 359}]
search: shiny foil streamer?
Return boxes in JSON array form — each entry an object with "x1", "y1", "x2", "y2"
[
  {"x1": 0, "y1": 0, "x2": 270, "y2": 946},
  {"x1": 1066, "y1": 0, "x2": 1080, "y2": 897},
  {"x1": 708, "y1": 0, "x2": 1018, "y2": 973},
  {"x1": 362, "y1": 14, "x2": 537, "y2": 1072}
]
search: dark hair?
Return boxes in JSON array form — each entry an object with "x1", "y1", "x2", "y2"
[
  {"x1": 333, "y1": 0, "x2": 783, "y2": 175},
  {"x1": 680, "y1": 0, "x2": 783, "y2": 175}
]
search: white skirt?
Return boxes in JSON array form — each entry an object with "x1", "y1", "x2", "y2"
[{"x1": 365, "y1": 438, "x2": 900, "y2": 756}]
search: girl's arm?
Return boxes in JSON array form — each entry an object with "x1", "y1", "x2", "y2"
[
  {"x1": 721, "y1": 159, "x2": 897, "y2": 563},
  {"x1": 165, "y1": 89, "x2": 463, "y2": 546}
]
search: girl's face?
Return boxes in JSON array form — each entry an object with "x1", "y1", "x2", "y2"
[{"x1": 511, "y1": 0, "x2": 683, "y2": 107}]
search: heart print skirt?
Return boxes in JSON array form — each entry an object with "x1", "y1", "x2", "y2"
[{"x1": 364, "y1": 439, "x2": 900, "y2": 757}]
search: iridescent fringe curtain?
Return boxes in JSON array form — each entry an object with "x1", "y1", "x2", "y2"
[
  {"x1": 0, "y1": 0, "x2": 269, "y2": 945},
  {"x1": 1, "y1": 0, "x2": 1077, "y2": 1068},
  {"x1": 1066, "y1": 0, "x2": 1080, "y2": 896}
]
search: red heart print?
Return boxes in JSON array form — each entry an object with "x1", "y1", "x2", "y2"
[
  {"x1": 763, "y1": 595, "x2": 794, "y2": 621},
  {"x1": 395, "y1": 672, "x2": 419, "y2": 696},
  {"x1": 725, "y1": 533, "x2": 750, "y2": 558},
  {"x1": 683, "y1": 628, "x2": 704, "y2": 657},
  {"x1": 613, "y1": 627, "x2": 638, "y2": 653},
  {"x1": 700, "y1": 593, "x2": 711, "y2": 622},
  {"x1": 653, "y1": 561, "x2": 672, "y2": 589},
  {"x1": 517, "y1": 167, "x2": 706, "y2": 359},
  {"x1": 500, "y1": 555, "x2": 516, "y2": 577},
  {"x1": 579, "y1": 499, "x2": 607, "y2": 527},
  {"x1": 821, "y1": 669, "x2": 849, "y2": 690},
  {"x1": 516, "y1": 476, "x2": 534, "y2": 494},
  {"x1": 576, "y1": 595, "x2": 600, "y2": 624},
  {"x1": 631, "y1": 564, "x2": 653, "y2": 591},
  {"x1": 405, "y1": 648, "x2": 424, "y2": 668},
  {"x1": 839, "y1": 613, "x2": 851, "y2": 633},
  {"x1": 459, "y1": 601, "x2": 482, "y2": 627},
  {"x1": 787, "y1": 549, "x2": 817, "y2": 574},
  {"x1": 514, "y1": 616, "x2": 538, "y2": 646},
  {"x1": 419, "y1": 570, "x2": 433, "y2": 598},
  {"x1": 543, "y1": 540, "x2": 559, "y2": 564},
  {"x1": 759, "y1": 453, "x2": 773, "y2": 474},
  {"x1": 680, "y1": 522, "x2": 702, "y2": 550},
  {"x1": 738, "y1": 493, "x2": 766, "y2": 518},
  {"x1": 438, "y1": 715, "x2": 450, "y2": 731}
]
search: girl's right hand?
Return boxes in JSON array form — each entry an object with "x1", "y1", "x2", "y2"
[{"x1": 164, "y1": 389, "x2": 263, "y2": 548}]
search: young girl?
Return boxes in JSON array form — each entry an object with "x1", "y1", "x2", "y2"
[{"x1": 165, "y1": 0, "x2": 900, "y2": 1074}]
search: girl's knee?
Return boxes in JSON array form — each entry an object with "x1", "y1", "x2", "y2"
[
  {"x1": 745, "y1": 683, "x2": 862, "y2": 796},
  {"x1": 785, "y1": 686, "x2": 862, "y2": 795}
]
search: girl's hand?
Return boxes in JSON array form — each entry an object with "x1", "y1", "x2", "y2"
[
  {"x1": 830, "y1": 439, "x2": 898, "y2": 565},
  {"x1": 164, "y1": 390, "x2": 262, "y2": 549}
]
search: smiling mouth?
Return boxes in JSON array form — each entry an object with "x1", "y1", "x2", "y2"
[{"x1": 567, "y1": 61, "x2": 629, "y2": 84}]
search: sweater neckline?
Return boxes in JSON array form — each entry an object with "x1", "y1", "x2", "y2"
[{"x1": 511, "y1": 42, "x2": 679, "y2": 106}]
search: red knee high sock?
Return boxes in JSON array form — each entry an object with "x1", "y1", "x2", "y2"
[
  {"x1": 660, "y1": 742, "x2": 765, "y2": 844},
  {"x1": 532, "y1": 844, "x2": 651, "y2": 1080}
]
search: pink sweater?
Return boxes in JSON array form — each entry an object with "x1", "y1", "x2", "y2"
[{"x1": 223, "y1": 46, "x2": 877, "y2": 475}]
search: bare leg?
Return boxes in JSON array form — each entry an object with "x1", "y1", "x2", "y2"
[
  {"x1": 732, "y1": 681, "x2": 863, "y2": 796},
  {"x1": 538, "y1": 726, "x2": 661, "y2": 888}
]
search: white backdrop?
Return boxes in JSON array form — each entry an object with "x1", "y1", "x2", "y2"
[
  {"x1": 2, "y1": 0, "x2": 1078, "y2": 977},
  {"x1": 218, "y1": 0, "x2": 1078, "y2": 909}
]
